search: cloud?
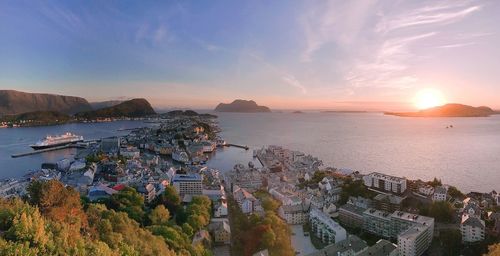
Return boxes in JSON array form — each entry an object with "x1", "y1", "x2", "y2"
[
  {"x1": 346, "y1": 32, "x2": 436, "y2": 88},
  {"x1": 437, "y1": 42, "x2": 476, "y2": 49},
  {"x1": 135, "y1": 23, "x2": 173, "y2": 45},
  {"x1": 376, "y1": 3, "x2": 481, "y2": 33},
  {"x1": 282, "y1": 75, "x2": 307, "y2": 94},
  {"x1": 300, "y1": 0, "x2": 377, "y2": 62}
]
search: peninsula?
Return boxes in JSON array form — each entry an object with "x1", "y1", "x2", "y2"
[
  {"x1": 214, "y1": 99, "x2": 271, "y2": 112},
  {"x1": 385, "y1": 103, "x2": 498, "y2": 117}
]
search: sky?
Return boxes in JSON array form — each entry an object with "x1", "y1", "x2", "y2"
[{"x1": 0, "y1": 0, "x2": 499, "y2": 110}]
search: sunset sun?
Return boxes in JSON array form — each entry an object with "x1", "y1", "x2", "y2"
[{"x1": 414, "y1": 88, "x2": 446, "y2": 110}]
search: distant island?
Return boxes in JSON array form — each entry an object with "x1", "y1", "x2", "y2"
[
  {"x1": 321, "y1": 110, "x2": 368, "y2": 113},
  {"x1": 385, "y1": 103, "x2": 498, "y2": 117},
  {"x1": 292, "y1": 110, "x2": 304, "y2": 114},
  {"x1": 214, "y1": 99, "x2": 271, "y2": 113},
  {"x1": 75, "y1": 98, "x2": 156, "y2": 119}
]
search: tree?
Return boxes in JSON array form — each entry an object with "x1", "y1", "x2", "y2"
[
  {"x1": 428, "y1": 177, "x2": 442, "y2": 187},
  {"x1": 438, "y1": 229, "x2": 462, "y2": 256},
  {"x1": 485, "y1": 243, "x2": 500, "y2": 256},
  {"x1": 149, "y1": 205, "x2": 170, "y2": 226},
  {"x1": 448, "y1": 186, "x2": 466, "y2": 200},
  {"x1": 106, "y1": 187, "x2": 145, "y2": 224},
  {"x1": 26, "y1": 180, "x2": 87, "y2": 244},
  {"x1": 153, "y1": 186, "x2": 181, "y2": 214},
  {"x1": 422, "y1": 201, "x2": 455, "y2": 223}
]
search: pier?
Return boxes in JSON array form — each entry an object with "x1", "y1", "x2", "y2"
[
  {"x1": 225, "y1": 143, "x2": 250, "y2": 150},
  {"x1": 11, "y1": 144, "x2": 86, "y2": 158}
]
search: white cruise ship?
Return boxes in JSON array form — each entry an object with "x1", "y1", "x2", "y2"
[{"x1": 30, "y1": 132, "x2": 84, "y2": 150}]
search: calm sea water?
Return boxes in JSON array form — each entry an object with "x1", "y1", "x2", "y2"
[
  {"x1": 1, "y1": 113, "x2": 499, "y2": 192},
  {"x1": 216, "y1": 112, "x2": 500, "y2": 193}
]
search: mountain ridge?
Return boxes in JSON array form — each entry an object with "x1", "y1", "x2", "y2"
[
  {"x1": 75, "y1": 98, "x2": 156, "y2": 119},
  {"x1": 0, "y1": 90, "x2": 92, "y2": 116}
]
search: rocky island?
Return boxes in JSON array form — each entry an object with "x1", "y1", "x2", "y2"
[
  {"x1": 214, "y1": 99, "x2": 271, "y2": 112},
  {"x1": 385, "y1": 103, "x2": 498, "y2": 117}
]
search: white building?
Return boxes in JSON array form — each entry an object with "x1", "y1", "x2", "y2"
[
  {"x1": 418, "y1": 185, "x2": 434, "y2": 196},
  {"x1": 363, "y1": 172, "x2": 407, "y2": 194},
  {"x1": 432, "y1": 186, "x2": 447, "y2": 202},
  {"x1": 214, "y1": 201, "x2": 228, "y2": 217},
  {"x1": 172, "y1": 174, "x2": 203, "y2": 197},
  {"x1": 461, "y1": 214, "x2": 485, "y2": 243},
  {"x1": 309, "y1": 208, "x2": 347, "y2": 245}
]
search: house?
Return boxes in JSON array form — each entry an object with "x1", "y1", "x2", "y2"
[
  {"x1": 214, "y1": 201, "x2": 228, "y2": 217},
  {"x1": 461, "y1": 214, "x2": 485, "y2": 243},
  {"x1": 192, "y1": 230, "x2": 211, "y2": 247},
  {"x1": 233, "y1": 187, "x2": 259, "y2": 214},
  {"x1": 208, "y1": 218, "x2": 231, "y2": 244},
  {"x1": 433, "y1": 186, "x2": 447, "y2": 202},
  {"x1": 253, "y1": 249, "x2": 269, "y2": 256}
]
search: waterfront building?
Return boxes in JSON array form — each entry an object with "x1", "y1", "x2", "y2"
[
  {"x1": 172, "y1": 174, "x2": 203, "y2": 197},
  {"x1": 363, "y1": 172, "x2": 407, "y2": 194},
  {"x1": 309, "y1": 208, "x2": 347, "y2": 244},
  {"x1": 461, "y1": 214, "x2": 485, "y2": 243},
  {"x1": 101, "y1": 137, "x2": 120, "y2": 155},
  {"x1": 432, "y1": 186, "x2": 447, "y2": 202}
]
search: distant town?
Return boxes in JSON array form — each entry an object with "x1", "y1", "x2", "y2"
[{"x1": 0, "y1": 113, "x2": 499, "y2": 256}]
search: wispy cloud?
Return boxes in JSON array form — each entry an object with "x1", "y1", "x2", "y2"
[
  {"x1": 282, "y1": 75, "x2": 307, "y2": 94},
  {"x1": 300, "y1": 0, "x2": 377, "y2": 62},
  {"x1": 376, "y1": 2, "x2": 481, "y2": 33},
  {"x1": 437, "y1": 42, "x2": 476, "y2": 49},
  {"x1": 135, "y1": 23, "x2": 173, "y2": 45}
]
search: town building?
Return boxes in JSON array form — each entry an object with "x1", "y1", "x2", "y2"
[
  {"x1": 461, "y1": 214, "x2": 485, "y2": 243},
  {"x1": 363, "y1": 172, "x2": 407, "y2": 194},
  {"x1": 339, "y1": 203, "x2": 366, "y2": 229},
  {"x1": 172, "y1": 174, "x2": 203, "y2": 197},
  {"x1": 309, "y1": 208, "x2": 347, "y2": 244},
  {"x1": 233, "y1": 187, "x2": 260, "y2": 214},
  {"x1": 208, "y1": 218, "x2": 231, "y2": 244},
  {"x1": 357, "y1": 239, "x2": 398, "y2": 256},
  {"x1": 279, "y1": 204, "x2": 309, "y2": 224},
  {"x1": 373, "y1": 194, "x2": 404, "y2": 212},
  {"x1": 432, "y1": 186, "x2": 447, "y2": 202},
  {"x1": 306, "y1": 235, "x2": 368, "y2": 256}
]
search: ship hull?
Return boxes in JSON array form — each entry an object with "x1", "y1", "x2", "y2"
[{"x1": 30, "y1": 140, "x2": 83, "y2": 150}]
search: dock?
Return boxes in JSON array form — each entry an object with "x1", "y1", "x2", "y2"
[
  {"x1": 226, "y1": 143, "x2": 250, "y2": 150},
  {"x1": 11, "y1": 144, "x2": 86, "y2": 158}
]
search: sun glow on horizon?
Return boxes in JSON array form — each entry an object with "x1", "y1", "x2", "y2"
[{"x1": 414, "y1": 88, "x2": 446, "y2": 110}]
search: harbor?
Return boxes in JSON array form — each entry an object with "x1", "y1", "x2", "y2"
[{"x1": 11, "y1": 144, "x2": 87, "y2": 158}]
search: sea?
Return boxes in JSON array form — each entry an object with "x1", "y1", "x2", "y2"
[{"x1": 1, "y1": 112, "x2": 499, "y2": 193}]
